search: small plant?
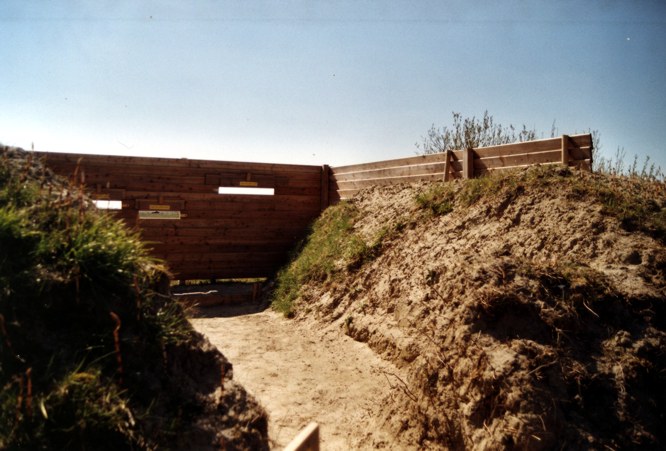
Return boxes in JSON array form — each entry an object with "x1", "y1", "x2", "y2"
[
  {"x1": 416, "y1": 111, "x2": 539, "y2": 155},
  {"x1": 595, "y1": 146, "x2": 665, "y2": 182},
  {"x1": 344, "y1": 315, "x2": 354, "y2": 331},
  {"x1": 416, "y1": 184, "x2": 455, "y2": 216},
  {"x1": 425, "y1": 269, "x2": 439, "y2": 286}
]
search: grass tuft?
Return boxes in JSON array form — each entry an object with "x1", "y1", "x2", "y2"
[
  {"x1": 0, "y1": 145, "x2": 199, "y2": 449},
  {"x1": 272, "y1": 201, "x2": 392, "y2": 316}
]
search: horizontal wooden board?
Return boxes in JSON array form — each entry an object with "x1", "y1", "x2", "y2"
[
  {"x1": 173, "y1": 267, "x2": 280, "y2": 280},
  {"x1": 34, "y1": 151, "x2": 322, "y2": 174},
  {"x1": 331, "y1": 151, "x2": 462, "y2": 175},
  {"x1": 333, "y1": 172, "x2": 460, "y2": 191},
  {"x1": 331, "y1": 161, "x2": 464, "y2": 182},
  {"x1": 475, "y1": 150, "x2": 592, "y2": 171},
  {"x1": 474, "y1": 149, "x2": 562, "y2": 170},
  {"x1": 135, "y1": 216, "x2": 314, "y2": 230},
  {"x1": 137, "y1": 225, "x2": 310, "y2": 239},
  {"x1": 39, "y1": 150, "x2": 324, "y2": 280},
  {"x1": 152, "y1": 251, "x2": 287, "y2": 264},
  {"x1": 473, "y1": 134, "x2": 591, "y2": 159},
  {"x1": 148, "y1": 242, "x2": 294, "y2": 254}
]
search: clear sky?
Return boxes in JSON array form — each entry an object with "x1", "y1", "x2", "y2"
[{"x1": 1, "y1": 1, "x2": 665, "y2": 170}]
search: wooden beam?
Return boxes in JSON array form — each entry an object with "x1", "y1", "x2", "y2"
[
  {"x1": 443, "y1": 150, "x2": 451, "y2": 181},
  {"x1": 462, "y1": 148, "x2": 474, "y2": 179},
  {"x1": 561, "y1": 134, "x2": 571, "y2": 166},
  {"x1": 320, "y1": 165, "x2": 330, "y2": 210},
  {"x1": 284, "y1": 422, "x2": 319, "y2": 451}
]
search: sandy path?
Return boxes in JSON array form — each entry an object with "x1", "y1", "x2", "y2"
[{"x1": 189, "y1": 304, "x2": 406, "y2": 450}]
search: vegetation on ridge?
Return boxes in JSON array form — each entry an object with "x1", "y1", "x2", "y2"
[
  {"x1": 0, "y1": 146, "x2": 268, "y2": 450},
  {"x1": 272, "y1": 161, "x2": 666, "y2": 449}
]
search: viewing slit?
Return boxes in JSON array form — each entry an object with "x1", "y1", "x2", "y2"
[
  {"x1": 92, "y1": 200, "x2": 122, "y2": 210},
  {"x1": 218, "y1": 187, "x2": 275, "y2": 196}
]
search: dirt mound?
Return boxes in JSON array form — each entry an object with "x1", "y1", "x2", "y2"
[
  {"x1": 0, "y1": 146, "x2": 269, "y2": 450},
  {"x1": 281, "y1": 166, "x2": 666, "y2": 449}
]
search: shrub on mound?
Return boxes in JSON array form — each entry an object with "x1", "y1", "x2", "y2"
[{"x1": 0, "y1": 146, "x2": 268, "y2": 450}]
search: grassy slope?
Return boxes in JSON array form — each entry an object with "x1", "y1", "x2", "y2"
[{"x1": 0, "y1": 147, "x2": 268, "y2": 450}]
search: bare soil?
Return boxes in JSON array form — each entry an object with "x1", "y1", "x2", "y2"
[
  {"x1": 190, "y1": 303, "x2": 409, "y2": 450},
  {"x1": 193, "y1": 167, "x2": 666, "y2": 450},
  {"x1": 292, "y1": 170, "x2": 666, "y2": 449}
]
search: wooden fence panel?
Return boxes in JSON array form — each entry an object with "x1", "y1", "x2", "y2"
[
  {"x1": 35, "y1": 133, "x2": 592, "y2": 279},
  {"x1": 329, "y1": 133, "x2": 593, "y2": 200},
  {"x1": 37, "y1": 152, "x2": 324, "y2": 280}
]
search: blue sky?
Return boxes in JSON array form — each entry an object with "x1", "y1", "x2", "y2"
[{"x1": 1, "y1": 1, "x2": 665, "y2": 170}]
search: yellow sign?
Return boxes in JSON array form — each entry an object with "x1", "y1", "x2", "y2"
[
  {"x1": 239, "y1": 181, "x2": 259, "y2": 187},
  {"x1": 148, "y1": 204, "x2": 171, "y2": 210},
  {"x1": 93, "y1": 193, "x2": 110, "y2": 200}
]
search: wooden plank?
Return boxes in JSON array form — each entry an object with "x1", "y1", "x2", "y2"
[
  {"x1": 443, "y1": 150, "x2": 451, "y2": 182},
  {"x1": 216, "y1": 172, "x2": 277, "y2": 188},
  {"x1": 561, "y1": 134, "x2": 570, "y2": 166},
  {"x1": 177, "y1": 208, "x2": 318, "y2": 220},
  {"x1": 331, "y1": 151, "x2": 462, "y2": 175},
  {"x1": 34, "y1": 151, "x2": 322, "y2": 174},
  {"x1": 472, "y1": 134, "x2": 591, "y2": 159},
  {"x1": 148, "y1": 242, "x2": 294, "y2": 254},
  {"x1": 135, "y1": 199, "x2": 186, "y2": 211},
  {"x1": 473, "y1": 137, "x2": 560, "y2": 159},
  {"x1": 136, "y1": 217, "x2": 315, "y2": 229},
  {"x1": 474, "y1": 149, "x2": 563, "y2": 170},
  {"x1": 138, "y1": 226, "x2": 311, "y2": 239},
  {"x1": 173, "y1": 267, "x2": 279, "y2": 280},
  {"x1": 91, "y1": 188, "x2": 125, "y2": 200},
  {"x1": 284, "y1": 422, "x2": 320, "y2": 451},
  {"x1": 331, "y1": 161, "x2": 462, "y2": 182},
  {"x1": 60, "y1": 166, "x2": 319, "y2": 186},
  {"x1": 333, "y1": 172, "x2": 448, "y2": 191},
  {"x1": 320, "y1": 165, "x2": 330, "y2": 210},
  {"x1": 120, "y1": 191, "x2": 318, "y2": 202},
  {"x1": 462, "y1": 148, "x2": 474, "y2": 179},
  {"x1": 154, "y1": 251, "x2": 287, "y2": 264}
]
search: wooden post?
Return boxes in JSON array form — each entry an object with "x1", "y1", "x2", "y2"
[
  {"x1": 285, "y1": 422, "x2": 319, "y2": 451},
  {"x1": 252, "y1": 282, "x2": 261, "y2": 302},
  {"x1": 443, "y1": 150, "x2": 451, "y2": 182},
  {"x1": 320, "y1": 165, "x2": 330, "y2": 211},
  {"x1": 462, "y1": 148, "x2": 474, "y2": 179},
  {"x1": 561, "y1": 134, "x2": 570, "y2": 167}
]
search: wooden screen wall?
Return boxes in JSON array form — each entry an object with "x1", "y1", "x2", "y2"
[
  {"x1": 37, "y1": 152, "x2": 325, "y2": 280},
  {"x1": 329, "y1": 134, "x2": 593, "y2": 201},
  {"x1": 35, "y1": 134, "x2": 592, "y2": 279}
]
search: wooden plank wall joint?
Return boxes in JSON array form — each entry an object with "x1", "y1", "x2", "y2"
[
  {"x1": 443, "y1": 150, "x2": 452, "y2": 182},
  {"x1": 561, "y1": 134, "x2": 570, "y2": 166},
  {"x1": 463, "y1": 147, "x2": 474, "y2": 179},
  {"x1": 320, "y1": 165, "x2": 330, "y2": 210},
  {"x1": 284, "y1": 422, "x2": 319, "y2": 451}
]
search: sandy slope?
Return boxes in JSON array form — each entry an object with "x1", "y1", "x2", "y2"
[
  {"x1": 192, "y1": 167, "x2": 666, "y2": 450},
  {"x1": 190, "y1": 304, "x2": 410, "y2": 450}
]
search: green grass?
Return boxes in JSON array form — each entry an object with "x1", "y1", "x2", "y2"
[
  {"x1": 272, "y1": 201, "x2": 391, "y2": 317},
  {"x1": 414, "y1": 164, "x2": 666, "y2": 243},
  {"x1": 416, "y1": 184, "x2": 455, "y2": 216},
  {"x1": 0, "y1": 146, "x2": 197, "y2": 449},
  {"x1": 272, "y1": 201, "x2": 359, "y2": 316}
]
